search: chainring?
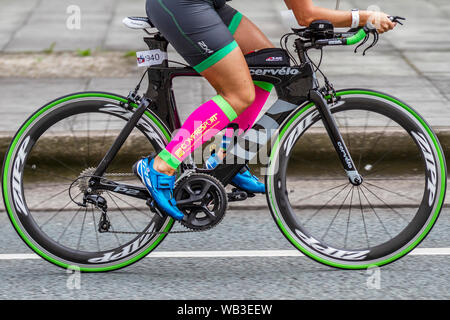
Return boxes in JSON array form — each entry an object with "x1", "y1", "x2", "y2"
[{"x1": 174, "y1": 173, "x2": 228, "y2": 231}]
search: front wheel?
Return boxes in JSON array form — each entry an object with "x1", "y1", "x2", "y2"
[
  {"x1": 2, "y1": 92, "x2": 175, "y2": 272},
  {"x1": 266, "y1": 89, "x2": 447, "y2": 269}
]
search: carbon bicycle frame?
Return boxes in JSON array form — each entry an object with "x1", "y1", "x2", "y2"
[{"x1": 89, "y1": 35, "x2": 360, "y2": 200}]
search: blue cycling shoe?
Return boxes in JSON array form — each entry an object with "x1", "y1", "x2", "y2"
[
  {"x1": 231, "y1": 168, "x2": 265, "y2": 194},
  {"x1": 133, "y1": 157, "x2": 185, "y2": 220},
  {"x1": 205, "y1": 154, "x2": 265, "y2": 194}
]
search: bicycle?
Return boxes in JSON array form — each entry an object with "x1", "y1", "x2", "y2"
[{"x1": 2, "y1": 16, "x2": 446, "y2": 271}]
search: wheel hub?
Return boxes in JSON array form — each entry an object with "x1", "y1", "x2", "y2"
[{"x1": 76, "y1": 167, "x2": 103, "y2": 195}]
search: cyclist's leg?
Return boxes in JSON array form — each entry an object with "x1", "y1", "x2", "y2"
[
  {"x1": 215, "y1": 11, "x2": 275, "y2": 153},
  {"x1": 219, "y1": 7, "x2": 275, "y2": 137},
  {"x1": 155, "y1": 48, "x2": 254, "y2": 175},
  {"x1": 145, "y1": 0, "x2": 257, "y2": 174},
  {"x1": 233, "y1": 14, "x2": 275, "y2": 54},
  {"x1": 204, "y1": 11, "x2": 274, "y2": 193},
  {"x1": 140, "y1": 0, "x2": 257, "y2": 218}
]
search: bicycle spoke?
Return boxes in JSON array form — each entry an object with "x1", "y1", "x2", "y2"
[
  {"x1": 303, "y1": 183, "x2": 350, "y2": 226},
  {"x1": 87, "y1": 112, "x2": 91, "y2": 165},
  {"x1": 107, "y1": 224, "x2": 123, "y2": 247},
  {"x1": 30, "y1": 187, "x2": 71, "y2": 209},
  {"x1": 106, "y1": 191, "x2": 139, "y2": 233},
  {"x1": 367, "y1": 118, "x2": 393, "y2": 153},
  {"x1": 39, "y1": 192, "x2": 81, "y2": 229},
  {"x1": 66, "y1": 114, "x2": 88, "y2": 168},
  {"x1": 292, "y1": 156, "x2": 342, "y2": 176},
  {"x1": 361, "y1": 184, "x2": 409, "y2": 223},
  {"x1": 45, "y1": 155, "x2": 80, "y2": 175},
  {"x1": 357, "y1": 187, "x2": 370, "y2": 248},
  {"x1": 343, "y1": 186, "x2": 355, "y2": 249},
  {"x1": 107, "y1": 192, "x2": 150, "y2": 218},
  {"x1": 91, "y1": 206, "x2": 101, "y2": 252},
  {"x1": 28, "y1": 182, "x2": 70, "y2": 188},
  {"x1": 101, "y1": 115, "x2": 113, "y2": 146},
  {"x1": 363, "y1": 150, "x2": 393, "y2": 177},
  {"x1": 364, "y1": 181, "x2": 419, "y2": 204},
  {"x1": 57, "y1": 206, "x2": 82, "y2": 242},
  {"x1": 76, "y1": 207, "x2": 88, "y2": 250},
  {"x1": 359, "y1": 186, "x2": 393, "y2": 240},
  {"x1": 26, "y1": 164, "x2": 74, "y2": 182},
  {"x1": 294, "y1": 182, "x2": 348, "y2": 203},
  {"x1": 321, "y1": 185, "x2": 354, "y2": 242},
  {"x1": 366, "y1": 177, "x2": 422, "y2": 181}
]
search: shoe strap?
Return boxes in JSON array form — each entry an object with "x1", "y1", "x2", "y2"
[
  {"x1": 238, "y1": 165, "x2": 260, "y2": 181},
  {"x1": 155, "y1": 174, "x2": 175, "y2": 189},
  {"x1": 239, "y1": 164, "x2": 251, "y2": 175}
]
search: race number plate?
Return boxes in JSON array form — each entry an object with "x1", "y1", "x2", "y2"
[{"x1": 136, "y1": 49, "x2": 168, "y2": 67}]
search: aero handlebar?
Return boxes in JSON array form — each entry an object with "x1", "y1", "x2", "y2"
[{"x1": 313, "y1": 16, "x2": 405, "y2": 48}]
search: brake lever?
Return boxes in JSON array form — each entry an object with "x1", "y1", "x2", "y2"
[
  {"x1": 389, "y1": 16, "x2": 406, "y2": 25},
  {"x1": 353, "y1": 28, "x2": 379, "y2": 56},
  {"x1": 354, "y1": 33, "x2": 370, "y2": 54},
  {"x1": 363, "y1": 30, "x2": 379, "y2": 55},
  {"x1": 354, "y1": 16, "x2": 403, "y2": 56}
]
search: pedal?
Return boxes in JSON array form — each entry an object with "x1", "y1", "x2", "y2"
[
  {"x1": 146, "y1": 199, "x2": 164, "y2": 219},
  {"x1": 228, "y1": 188, "x2": 254, "y2": 202}
]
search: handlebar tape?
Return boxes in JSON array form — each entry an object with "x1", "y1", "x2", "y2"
[{"x1": 345, "y1": 28, "x2": 367, "y2": 45}]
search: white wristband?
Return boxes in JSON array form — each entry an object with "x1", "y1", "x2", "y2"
[{"x1": 351, "y1": 9, "x2": 360, "y2": 28}]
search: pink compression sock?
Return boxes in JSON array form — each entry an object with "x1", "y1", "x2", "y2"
[
  {"x1": 158, "y1": 95, "x2": 238, "y2": 169},
  {"x1": 223, "y1": 81, "x2": 273, "y2": 140}
]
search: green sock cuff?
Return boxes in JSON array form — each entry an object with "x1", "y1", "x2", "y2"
[
  {"x1": 158, "y1": 149, "x2": 181, "y2": 170},
  {"x1": 212, "y1": 95, "x2": 238, "y2": 122},
  {"x1": 253, "y1": 81, "x2": 274, "y2": 93}
]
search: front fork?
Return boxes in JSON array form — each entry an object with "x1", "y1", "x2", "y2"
[{"x1": 309, "y1": 90, "x2": 363, "y2": 186}]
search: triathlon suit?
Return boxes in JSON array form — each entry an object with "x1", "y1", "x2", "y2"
[
  {"x1": 145, "y1": 0, "x2": 274, "y2": 170},
  {"x1": 145, "y1": 0, "x2": 242, "y2": 73}
]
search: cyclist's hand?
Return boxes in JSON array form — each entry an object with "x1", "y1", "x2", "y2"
[{"x1": 368, "y1": 11, "x2": 397, "y2": 34}]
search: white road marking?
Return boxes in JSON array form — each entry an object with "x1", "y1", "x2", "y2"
[{"x1": 1, "y1": 248, "x2": 450, "y2": 260}]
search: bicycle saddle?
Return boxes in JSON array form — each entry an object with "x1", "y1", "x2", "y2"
[{"x1": 122, "y1": 16, "x2": 155, "y2": 29}]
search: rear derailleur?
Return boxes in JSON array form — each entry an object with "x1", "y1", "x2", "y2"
[{"x1": 82, "y1": 194, "x2": 111, "y2": 233}]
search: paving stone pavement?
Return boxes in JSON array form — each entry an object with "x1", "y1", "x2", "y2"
[{"x1": 0, "y1": 0, "x2": 449, "y2": 134}]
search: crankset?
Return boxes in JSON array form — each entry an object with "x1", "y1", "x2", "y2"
[{"x1": 174, "y1": 173, "x2": 228, "y2": 231}]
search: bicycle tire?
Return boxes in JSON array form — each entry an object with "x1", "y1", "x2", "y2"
[
  {"x1": 2, "y1": 92, "x2": 175, "y2": 272},
  {"x1": 266, "y1": 89, "x2": 447, "y2": 269}
]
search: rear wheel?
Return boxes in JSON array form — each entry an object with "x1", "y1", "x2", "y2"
[
  {"x1": 2, "y1": 92, "x2": 175, "y2": 272},
  {"x1": 266, "y1": 90, "x2": 446, "y2": 269}
]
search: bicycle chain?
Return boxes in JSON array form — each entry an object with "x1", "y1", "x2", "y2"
[
  {"x1": 104, "y1": 172, "x2": 135, "y2": 177},
  {"x1": 106, "y1": 228, "x2": 201, "y2": 235}
]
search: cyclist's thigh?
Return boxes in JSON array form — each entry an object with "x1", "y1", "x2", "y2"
[
  {"x1": 233, "y1": 15, "x2": 275, "y2": 54},
  {"x1": 146, "y1": 0, "x2": 242, "y2": 73}
]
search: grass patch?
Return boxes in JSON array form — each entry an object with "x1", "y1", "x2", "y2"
[
  {"x1": 123, "y1": 50, "x2": 136, "y2": 58},
  {"x1": 42, "y1": 42, "x2": 56, "y2": 54},
  {"x1": 76, "y1": 49, "x2": 92, "y2": 57}
]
